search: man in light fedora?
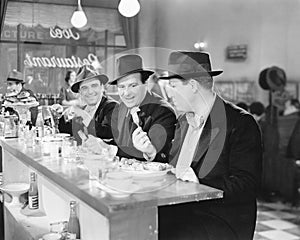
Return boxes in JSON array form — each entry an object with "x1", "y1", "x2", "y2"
[
  {"x1": 158, "y1": 51, "x2": 262, "y2": 240},
  {"x1": 59, "y1": 65, "x2": 118, "y2": 147},
  {"x1": 108, "y1": 54, "x2": 176, "y2": 162}
]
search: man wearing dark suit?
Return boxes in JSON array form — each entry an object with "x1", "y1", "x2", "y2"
[
  {"x1": 158, "y1": 51, "x2": 262, "y2": 240},
  {"x1": 59, "y1": 65, "x2": 118, "y2": 148},
  {"x1": 108, "y1": 54, "x2": 176, "y2": 162}
]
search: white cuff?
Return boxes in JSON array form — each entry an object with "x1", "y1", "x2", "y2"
[
  {"x1": 143, "y1": 150, "x2": 156, "y2": 161},
  {"x1": 174, "y1": 167, "x2": 199, "y2": 183}
]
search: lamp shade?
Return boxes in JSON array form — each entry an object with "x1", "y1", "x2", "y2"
[
  {"x1": 71, "y1": 5, "x2": 87, "y2": 28},
  {"x1": 118, "y1": 0, "x2": 140, "y2": 18}
]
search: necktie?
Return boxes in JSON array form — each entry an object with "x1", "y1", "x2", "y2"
[
  {"x1": 130, "y1": 107, "x2": 141, "y2": 127},
  {"x1": 175, "y1": 113, "x2": 205, "y2": 179}
]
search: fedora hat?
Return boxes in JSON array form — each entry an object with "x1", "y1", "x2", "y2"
[
  {"x1": 109, "y1": 54, "x2": 154, "y2": 85},
  {"x1": 258, "y1": 66, "x2": 286, "y2": 91},
  {"x1": 7, "y1": 69, "x2": 24, "y2": 83},
  {"x1": 159, "y1": 51, "x2": 223, "y2": 80},
  {"x1": 71, "y1": 65, "x2": 109, "y2": 93}
]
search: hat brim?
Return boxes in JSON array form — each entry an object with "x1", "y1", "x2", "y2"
[
  {"x1": 7, "y1": 78, "x2": 24, "y2": 83},
  {"x1": 109, "y1": 69, "x2": 154, "y2": 85},
  {"x1": 71, "y1": 74, "x2": 109, "y2": 93},
  {"x1": 159, "y1": 70, "x2": 223, "y2": 80}
]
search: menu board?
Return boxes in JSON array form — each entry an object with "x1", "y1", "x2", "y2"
[
  {"x1": 214, "y1": 81, "x2": 235, "y2": 102},
  {"x1": 214, "y1": 81, "x2": 256, "y2": 103},
  {"x1": 235, "y1": 81, "x2": 255, "y2": 103}
]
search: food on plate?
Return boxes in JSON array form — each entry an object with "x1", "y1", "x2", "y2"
[
  {"x1": 3, "y1": 91, "x2": 39, "y2": 107},
  {"x1": 119, "y1": 158, "x2": 172, "y2": 172}
]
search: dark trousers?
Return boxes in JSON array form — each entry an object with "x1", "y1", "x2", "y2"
[
  {"x1": 159, "y1": 201, "x2": 256, "y2": 240},
  {"x1": 0, "y1": 202, "x2": 3, "y2": 240}
]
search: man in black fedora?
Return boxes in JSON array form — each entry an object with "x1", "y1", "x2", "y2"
[
  {"x1": 158, "y1": 51, "x2": 262, "y2": 240},
  {"x1": 59, "y1": 65, "x2": 118, "y2": 147},
  {"x1": 107, "y1": 54, "x2": 176, "y2": 162}
]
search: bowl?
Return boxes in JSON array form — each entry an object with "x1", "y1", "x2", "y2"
[{"x1": 41, "y1": 232, "x2": 62, "y2": 240}]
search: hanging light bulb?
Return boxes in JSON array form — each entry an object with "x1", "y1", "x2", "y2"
[
  {"x1": 118, "y1": 0, "x2": 141, "y2": 18},
  {"x1": 71, "y1": 0, "x2": 87, "y2": 28}
]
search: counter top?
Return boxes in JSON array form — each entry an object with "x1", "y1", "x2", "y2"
[{"x1": 1, "y1": 139, "x2": 223, "y2": 218}]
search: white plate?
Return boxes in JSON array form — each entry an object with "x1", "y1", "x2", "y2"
[
  {"x1": 120, "y1": 168, "x2": 171, "y2": 179},
  {"x1": 0, "y1": 182, "x2": 29, "y2": 194},
  {"x1": 102, "y1": 180, "x2": 140, "y2": 194}
]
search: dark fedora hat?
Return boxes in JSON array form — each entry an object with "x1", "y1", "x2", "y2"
[
  {"x1": 109, "y1": 54, "x2": 154, "y2": 85},
  {"x1": 7, "y1": 69, "x2": 24, "y2": 83},
  {"x1": 258, "y1": 66, "x2": 286, "y2": 91},
  {"x1": 159, "y1": 51, "x2": 223, "y2": 80},
  {"x1": 71, "y1": 64, "x2": 109, "y2": 93}
]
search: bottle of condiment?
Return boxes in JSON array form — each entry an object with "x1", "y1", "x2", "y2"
[
  {"x1": 25, "y1": 110, "x2": 33, "y2": 130},
  {"x1": 67, "y1": 200, "x2": 81, "y2": 240},
  {"x1": 35, "y1": 106, "x2": 44, "y2": 139},
  {"x1": 28, "y1": 172, "x2": 38, "y2": 210},
  {"x1": 43, "y1": 106, "x2": 55, "y2": 135}
]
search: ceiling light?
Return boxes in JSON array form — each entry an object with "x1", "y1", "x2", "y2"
[
  {"x1": 71, "y1": 0, "x2": 87, "y2": 28},
  {"x1": 118, "y1": 0, "x2": 141, "y2": 18}
]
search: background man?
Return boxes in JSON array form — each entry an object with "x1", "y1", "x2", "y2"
[
  {"x1": 108, "y1": 54, "x2": 177, "y2": 162},
  {"x1": 2, "y1": 69, "x2": 38, "y2": 124},
  {"x1": 59, "y1": 65, "x2": 118, "y2": 147},
  {"x1": 158, "y1": 51, "x2": 262, "y2": 240}
]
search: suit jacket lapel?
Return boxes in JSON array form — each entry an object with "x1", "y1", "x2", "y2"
[
  {"x1": 196, "y1": 96, "x2": 226, "y2": 178},
  {"x1": 192, "y1": 120, "x2": 211, "y2": 164},
  {"x1": 169, "y1": 116, "x2": 189, "y2": 167}
]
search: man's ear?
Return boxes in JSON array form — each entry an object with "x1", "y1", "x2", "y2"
[{"x1": 189, "y1": 79, "x2": 199, "y2": 93}]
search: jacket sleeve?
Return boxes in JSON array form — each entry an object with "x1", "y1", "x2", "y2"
[
  {"x1": 95, "y1": 100, "x2": 118, "y2": 141},
  {"x1": 148, "y1": 106, "x2": 177, "y2": 163}
]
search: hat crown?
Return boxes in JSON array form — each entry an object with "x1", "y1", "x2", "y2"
[
  {"x1": 116, "y1": 54, "x2": 144, "y2": 77},
  {"x1": 76, "y1": 64, "x2": 104, "y2": 81},
  {"x1": 71, "y1": 64, "x2": 109, "y2": 93},
  {"x1": 169, "y1": 51, "x2": 212, "y2": 73},
  {"x1": 7, "y1": 69, "x2": 23, "y2": 82}
]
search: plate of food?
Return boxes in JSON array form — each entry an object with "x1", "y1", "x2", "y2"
[{"x1": 119, "y1": 158, "x2": 173, "y2": 179}]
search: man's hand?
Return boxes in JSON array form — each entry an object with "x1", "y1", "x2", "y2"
[
  {"x1": 82, "y1": 134, "x2": 117, "y2": 157},
  {"x1": 64, "y1": 106, "x2": 91, "y2": 125},
  {"x1": 132, "y1": 127, "x2": 157, "y2": 159},
  {"x1": 82, "y1": 134, "x2": 108, "y2": 155}
]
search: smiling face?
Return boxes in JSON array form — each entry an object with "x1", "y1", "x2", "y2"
[
  {"x1": 166, "y1": 78, "x2": 195, "y2": 113},
  {"x1": 117, "y1": 73, "x2": 147, "y2": 108},
  {"x1": 79, "y1": 78, "x2": 103, "y2": 106},
  {"x1": 6, "y1": 81, "x2": 23, "y2": 96}
]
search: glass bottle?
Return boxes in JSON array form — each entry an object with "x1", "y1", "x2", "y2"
[
  {"x1": 35, "y1": 106, "x2": 44, "y2": 139},
  {"x1": 28, "y1": 172, "x2": 38, "y2": 210},
  {"x1": 67, "y1": 200, "x2": 81, "y2": 240},
  {"x1": 43, "y1": 106, "x2": 55, "y2": 136},
  {"x1": 25, "y1": 110, "x2": 33, "y2": 130}
]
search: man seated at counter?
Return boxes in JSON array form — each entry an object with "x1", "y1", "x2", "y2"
[
  {"x1": 158, "y1": 51, "x2": 262, "y2": 240},
  {"x1": 2, "y1": 69, "x2": 38, "y2": 125},
  {"x1": 83, "y1": 54, "x2": 176, "y2": 162},
  {"x1": 58, "y1": 65, "x2": 118, "y2": 145}
]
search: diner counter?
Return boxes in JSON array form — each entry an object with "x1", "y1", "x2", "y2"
[{"x1": 1, "y1": 138, "x2": 223, "y2": 239}]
